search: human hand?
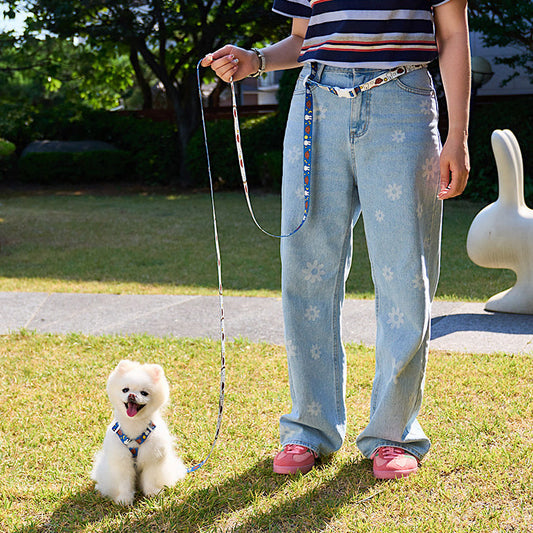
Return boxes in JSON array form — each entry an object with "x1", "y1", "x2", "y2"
[
  {"x1": 438, "y1": 132, "x2": 470, "y2": 200},
  {"x1": 201, "y1": 45, "x2": 259, "y2": 83}
]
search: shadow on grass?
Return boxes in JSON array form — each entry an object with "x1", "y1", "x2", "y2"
[
  {"x1": 16, "y1": 487, "x2": 122, "y2": 533},
  {"x1": 23, "y1": 458, "x2": 377, "y2": 532}
]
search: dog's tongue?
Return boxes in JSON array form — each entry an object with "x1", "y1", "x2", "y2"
[{"x1": 127, "y1": 402, "x2": 139, "y2": 417}]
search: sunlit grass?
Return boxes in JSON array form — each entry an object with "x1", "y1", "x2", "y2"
[
  {"x1": 0, "y1": 191, "x2": 516, "y2": 300},
  {"x1": 0, "y1": 332, "x2": 531, "y2": 532},
  {"x1": 0, "y1": 191, "x2": 528, "y2": 532}
]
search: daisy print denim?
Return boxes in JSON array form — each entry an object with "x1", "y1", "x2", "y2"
[{"x1": 280, "y1": 63, "x2": 442, "y2": 460}]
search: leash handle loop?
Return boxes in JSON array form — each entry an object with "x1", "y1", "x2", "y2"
[{"x1": 229, "y1": 78, "x2": 311, "y2": 238}]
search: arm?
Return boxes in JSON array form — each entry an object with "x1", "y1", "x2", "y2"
[
  {"x1": 201, "y1": 18, "x2": 309, "y2": 82},
  {"x1": 434, "y1": 0, "x2": 471, "y2": 200}
]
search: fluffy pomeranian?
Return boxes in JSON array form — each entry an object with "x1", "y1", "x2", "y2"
[{"x1": 92, "y1": 360, "x2": 186, "y2": 505}]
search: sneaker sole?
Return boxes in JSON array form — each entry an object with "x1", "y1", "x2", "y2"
[
  {"x1": 273, "y1": 463, "x2": 315, "y2": 475},
  {"x1": 373, "y1": 467, "x2": 418, "y2": 480}
]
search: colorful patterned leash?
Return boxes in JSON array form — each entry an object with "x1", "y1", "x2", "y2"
[
  {"x1": 187, "y1": 59, "x2": 228, "y2": 474},
  {"x1": 228, "y1": 62, "x2": 424, "y2": 238},
  {"x1": 229, "y1": 78, "x2": 311, "y2": 238}
]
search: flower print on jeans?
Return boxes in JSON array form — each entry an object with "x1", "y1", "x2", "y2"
[
  {"x1": 385, "y1": 183, "x2": 403, "y2": 201},
  {"x1": 304, "y1": 305, "x2": 320, "y2": 321},
  {"x1": 387, "y1": 307, "x2": 405, "y2": 329},
  {"x1": 302, "y1": 260, "x2": 326, "y2": 283}
]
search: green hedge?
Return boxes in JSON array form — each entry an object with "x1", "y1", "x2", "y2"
[
  {"x1": 0, "y1": 138, "x2": 16, "y2": 181},
  {"x1": 1, "y1": 74, "x2": 531, "y2": 203},
  {"x1": 466, "y1": 97, "x2": 533, "y2": 204},
  {"x1": 73, "y1": 110, "x2": 179, "y2": 185},
  {"x1": 0, "y1": 138, "x2": 15, "y2": 158},
  {"x1": 186, "y1": 113, "x2": 285, "y2": 190},
  {"x1": 0, "y1": 103, "x2": 179, "y2": 186},
  {"x1": 185, "y1": 69, "x2": 299, "y2": 190},
  {"x1": 18, "y1": 150, "x2": 132, "y2": 185}
]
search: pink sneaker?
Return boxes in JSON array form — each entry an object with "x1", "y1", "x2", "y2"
[
  {"x1": 371, "y1": 446, "x2": 419, "y2": 479},
  {"x1": 273, "y1": 444, "x2": 317, "y2": 474}
]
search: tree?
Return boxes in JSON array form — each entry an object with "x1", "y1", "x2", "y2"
[
  {"x1": 468, "y1": 0, "x2": 533, "y2": 84},
  {"x1": 15, "y1": 0, "x2": 290, "y2": 184},
  {"x1": 0, "y1": 6, "x2": 134, "y2": 110}
]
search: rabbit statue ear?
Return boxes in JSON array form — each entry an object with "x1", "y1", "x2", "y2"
[
  {"x1": 466, "y1": 129, "x2": 533, "y2": 315},
  {"x1": 492, "y1": 129, "x2": 525, "y2": 209}
]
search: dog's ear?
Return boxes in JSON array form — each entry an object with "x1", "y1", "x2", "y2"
[
  {"x1": 116, "y1": 360, "x2": 138, "y2": 374},
  {"x1": 145, "y1": 364, "x2": 165, "y2": 383}
]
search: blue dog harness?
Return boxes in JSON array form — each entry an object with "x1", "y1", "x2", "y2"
[{"x1": 112, "y1": 421, "x2": 156, "y2": 459}]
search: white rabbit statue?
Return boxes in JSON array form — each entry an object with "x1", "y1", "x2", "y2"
[{"x1": 466, "y1": 129, "x2": 533, "y2": 315}]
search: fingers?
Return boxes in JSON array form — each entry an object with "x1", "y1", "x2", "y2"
[
  {"x1": 201, "y1": 45, "x2": 241, "y2": 82},
  {"x1": 437, "y1": 138, "x2": 470, "y2": 200},
  {"x1": 437, "y1": 163, "x2": 469, "y2": 200},
  {"x1": 201, "y1": 52, "x2": 239, "y2": 82},
  {"x1": 437, "y1": 160, "x2": 452, "y2": 200},
  {"x1": 200, "y1": 53, "x2": 214, "y2": 68},
  {"x1": 212, "y1": 55, "x2": 240, "y2": 82},
  {"x1": 437, "y1": 173, "x2": 453, "y2": 200}
]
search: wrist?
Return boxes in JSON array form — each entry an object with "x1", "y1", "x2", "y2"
[
  {"x1": 446, "y1": 126, "x2": 469, "y2": 140},
  {"x1": 248, "y1": 48, "x2": 266, "y2": 78}
]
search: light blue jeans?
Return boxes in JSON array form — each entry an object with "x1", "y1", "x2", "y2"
[{"x1": 280, "y1": 63, "x2": 442, "y2": 460}]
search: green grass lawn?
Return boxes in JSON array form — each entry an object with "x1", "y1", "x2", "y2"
[
  {"x1": 1, "y1": 333, "x2": 531, "y2": 532},
  {"x1": 0, "y1": 191, "x2": 529, "y2": 532},
  {"x1": 0, "y1": 190, "x2": 516, "y2": 300}
]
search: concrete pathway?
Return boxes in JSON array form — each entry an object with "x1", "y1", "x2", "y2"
[{"x1": 1, "y1": 292, "x2": 532, "y2": 354}]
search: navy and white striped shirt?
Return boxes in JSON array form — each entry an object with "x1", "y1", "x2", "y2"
[{"x1": 272, "y1": 0, "x2": 452, "y2": 68}]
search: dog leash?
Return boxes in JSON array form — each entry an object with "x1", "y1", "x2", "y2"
[
  {"x1": 186, "y1": 60, "x2": 228, "y2": 474},
  {"x1": 229, "y1": 76, "x2": 310, "y2": 238},
  {"x1": 190, "y1": 58, "x2": 425, "y2": 472},
  {"x1": 227, "y1": 61, "x2": 425, "y2": 239}
]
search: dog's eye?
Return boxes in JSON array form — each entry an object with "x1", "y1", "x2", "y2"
[
  {"x1": 140, "y1": 391, "x2": 149, "y2": 397},
  {"x1": 122, "y1": 388, "x2": 129, "y2": 393}
]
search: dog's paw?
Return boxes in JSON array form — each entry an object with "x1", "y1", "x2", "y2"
[
  {"x1": 114, "y1": 492, "x2": 135, "y2": 506},
  {"x1": 141, "y1": 484, "x2": 163, "y2": 498}
]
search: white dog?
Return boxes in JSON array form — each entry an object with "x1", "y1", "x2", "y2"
[{"x1": 92, "y1": 360, "x2": 187, "y2": 505}]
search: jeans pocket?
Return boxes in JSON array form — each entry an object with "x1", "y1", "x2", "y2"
[{"x1": 394, "y1": 69, "x2": 435, "y2": 96}]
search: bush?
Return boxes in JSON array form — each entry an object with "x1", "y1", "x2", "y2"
[
  {"x1": 186, "y1": 113, "x2": 287, "y2": 191},
  {"x1": 0, "y1": 102, "x2": 180, "y2": 186},
  {"x1": 186, "y1": 69, "x2": 299, "y2": 191},
  {"x1": 465, "y1": 96, "x2": 533, "y2": 205},
  {"x1": 0, "y1": 138, "x2": 17, "y2": 181},
  {"x1": 0, "y1": 138, "x2": 15, "y2": 158},
  {"x1": 75, "y1": 110, "x2": 179, "y2": 185},
  {"x1": 17, "y1": 150, "x2": 132, "y2": 185}
]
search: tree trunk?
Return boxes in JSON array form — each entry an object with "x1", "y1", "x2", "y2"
[
  {"x1": 163, "y1": 70, "x2": 202, "y2": 187},
  {"x1": 134, "y1": 42, "x2": 202, "y2": 186},
  {"x1": 208, "y1": 78, "x2": 225, "y2": 108},
  {"x1": 129, "y1": 46, "x2": 153, "y2": 110}
]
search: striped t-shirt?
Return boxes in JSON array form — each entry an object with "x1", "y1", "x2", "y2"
[{"x1": 272, "y1": 0, "x2": 452, "y2": 68}]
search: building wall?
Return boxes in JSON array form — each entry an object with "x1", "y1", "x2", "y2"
[{"x1": 470, "y1": 32, "x2": 533, "y2": 96}]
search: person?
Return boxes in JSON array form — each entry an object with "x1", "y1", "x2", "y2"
[{"x1": 202, "y1": 0, "x2": 470, "y2": 479}]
